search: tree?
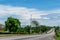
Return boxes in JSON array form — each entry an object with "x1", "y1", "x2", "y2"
[
  {"x1": 31, "y1": 20, "x2": 40, "y2": 33},
  {"x1": 31, "y1": 20, "x2": 39, "y2": 27},
  {"x1": 40, "y1": 25, "x2": 52, "y2": 33},
  {"x1": 5, "y1": 17, "x2": 21, "y2": 33},
  {"x1": 24, "y1": 25, "x2": 31, "y2": 34},
  {"x1": 54, "y1": 26, "x2": 60, "y2": 37}
]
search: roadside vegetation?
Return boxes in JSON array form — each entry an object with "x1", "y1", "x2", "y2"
[
  {"x1": 54, "y1": 26, "x2": 60, "y2": 40},
  {"x1": 0, "y1": 17, "x2": 52, "y2": 36}
]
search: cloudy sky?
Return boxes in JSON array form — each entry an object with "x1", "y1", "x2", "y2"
[{"x1": 0, "y1": 0, "x2": 60, "y2": 26}]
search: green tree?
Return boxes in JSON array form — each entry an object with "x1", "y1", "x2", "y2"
[
  {"x1": 54, "y1": 26, "x2": 60, "y2": 37},
  {"x1": 24, "y1": 25, "x2": 31, "y2": 34},
  {"x1": 31, "y1": 20, "x2": 40, "y2": 33},
  {"x1": 40, "y1": 25, "x2": 49, "y2": 33},
  {"x1": 5, "y1": 17, "x2": 21, "y2": 33},
  {"x1": 31, "y1": 20, "x2": 39, "y2": 27}
]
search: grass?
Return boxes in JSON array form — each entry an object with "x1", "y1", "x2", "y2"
[
  {"x1": 0, "y1": 34, "x2": 32, "y2": 37},
  {"x1": 54, "y1": 33, "x2": 60, "y2": 40},
  {"x1": 54, "y1": 36, "x2": 60, "y2": 40},
  {"x1": 0, "y1": 34, "x2": 21, "y2": 37}
]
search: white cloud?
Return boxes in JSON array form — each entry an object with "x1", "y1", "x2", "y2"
[
  {"x1": 0, "y1": 5, "x2": 60, "y2": 26},
  {"x1": 42, "y1": 17, "x2": 50, "y2": 19},
  {"x1": 0, "y1": 5, "x2": 49, "y2": 25},
  {"x1": 46, "y1": 9, "x2": 60, "y2": 14},
  {"x1": 0, "y1": 5, "x2": 47, "y2": 17}
]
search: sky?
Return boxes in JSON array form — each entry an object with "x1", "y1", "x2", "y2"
[{"x1": 0, "y1": 0, "x2": 60, "y2": 26}]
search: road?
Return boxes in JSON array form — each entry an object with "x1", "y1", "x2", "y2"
[{"x1": 0, "y1": 29, "x2": 55, "y2": 40}]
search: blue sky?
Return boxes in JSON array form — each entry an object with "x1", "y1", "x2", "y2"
[
  {"x1": 0, "y1": 0, "x2": 60, "y2": 10},
  {"x1": 0, "y1": 0, "x2": 60, "y2": 26}
]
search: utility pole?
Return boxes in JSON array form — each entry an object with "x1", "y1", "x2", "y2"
[
  {"x1": 29, "y1": 14, "x2": 32, "y2": 34},
  {"x1": 30, "y1": 14, "x2": 32, "y2": 27}
]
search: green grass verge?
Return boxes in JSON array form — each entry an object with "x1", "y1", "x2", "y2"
[
  {"x1": 0, "y1": 34, "x2": 32, "y2": 37},
  {"x1": 54, "y1": 33, "x2": 60, "y2": 40},
  {"x1": 54, "y1": 36, "x2": 60, "y2": 40}
]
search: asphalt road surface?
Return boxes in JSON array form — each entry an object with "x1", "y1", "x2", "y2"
[{"x1": 0, "y1": 29, "x2": 55, "y2": 40}]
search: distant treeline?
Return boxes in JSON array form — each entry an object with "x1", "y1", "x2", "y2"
[{"x1": 0, "y1": 17, "x2": 53, "y2": 34}]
